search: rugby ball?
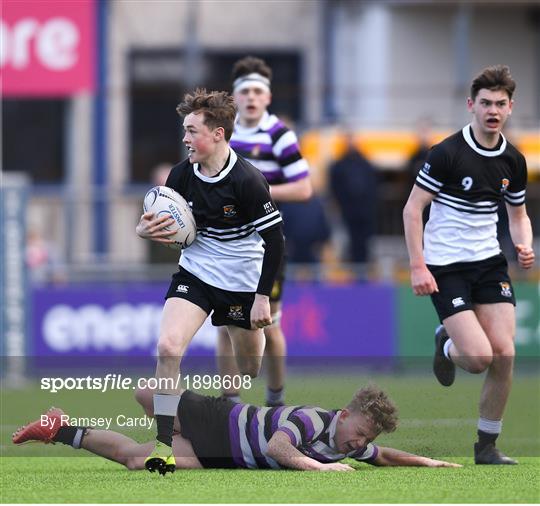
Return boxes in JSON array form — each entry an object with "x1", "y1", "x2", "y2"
[{"x1": 143, "y1": 186, "x2": 196, "y2": 250}]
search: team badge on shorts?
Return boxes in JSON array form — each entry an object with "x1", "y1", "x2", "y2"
[
  {"x1": 223, "y1": 205, "x2": 237, "y2": 218},
  {"x1": 500, "y1": 178, "x2": 509, "y2": 193},
  {"x1": 499, "y1": 282, "x2": 512, "y2": 297},
  {"x1": 227, "y1": 305, "x2": 244, "y2": 320}
]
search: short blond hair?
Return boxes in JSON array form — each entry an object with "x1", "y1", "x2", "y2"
[{"x1": 346, "y1": 385, "x2": 398, "y2": 433}]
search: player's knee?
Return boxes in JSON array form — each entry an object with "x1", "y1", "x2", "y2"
[
  {"x1": 468, "y1": 354, "x2": 492, "y2": 373},
  {"x1": 134, "y1": 387, "x2": 154, "y2": 415},
  {"x1": 492, "y1": 341, "x2": 515, "y2": 359},
  {"x1": 238, "y1": 358, "x2": 262, "y2": 378},
  {"x1": 157, "y1": 334, "x2": 185, "y2": 358}
]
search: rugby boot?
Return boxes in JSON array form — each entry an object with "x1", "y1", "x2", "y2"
[
  {"x1": 12, "y1": 407, "x2": 68, "y2": 444},
  {"x1": 433, "y1": 325, "x2": 455, "y2": 386},
  {"x1": 145, "y1": 441, "x2": 176, "y2": 475},
  {"x1": 474, "y1": 443, "x2": 518, "y2": 465}
]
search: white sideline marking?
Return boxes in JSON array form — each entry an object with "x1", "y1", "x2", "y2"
[{"x1": 400, "y1": 418, "x2": 476, "y2": 428}]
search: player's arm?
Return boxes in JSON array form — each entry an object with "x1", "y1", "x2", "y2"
[
  {"x1": 506, "y1": 203, "x2": 535, "y2": 269},
  {"x1": 371, "y1": 446, "x2": 461, "y2": 468},
  {"x1": 251, "y1": 225, "x2": 285, "y2": 328},
  {"x1": 271, "y1": 127, "x2": 312, "y2": 202},
  {"x1": 402, "y1": 185, "x2": 438, "y2": 295},
  {"x1": 267, "y1": 431, "x2": 354, "y2": 471},
  {"x1": 244, "y1": 172, "x2": 285, "y2": 328},
  {"x1": 270, "y1": 176, "x2": 312, "y2": 202}
]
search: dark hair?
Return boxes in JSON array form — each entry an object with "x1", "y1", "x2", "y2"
[
  {"x1": 176, "y1": 88, "x2": 236, "y2": 141},
  {"x1": 232, "y1": 56, "x2": 272, "y2": 82},
  {"x1": 346, "y1": 385, "x2": 398, "y2": 434},
  {"x1": 470, "y1": 65, "x2": 516, "y2": 101}
]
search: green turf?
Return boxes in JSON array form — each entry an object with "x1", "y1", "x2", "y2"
[
  {"x1": 1, "y1": 457, "x2": 539, "y2": 503},
  {"x1": 2, "y1": 372, "x2": 539, "y2": 503}
]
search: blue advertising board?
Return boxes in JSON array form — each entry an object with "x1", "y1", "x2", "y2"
[{"x1": 31, "y1": 282, "x2": 396, "y2": 358}]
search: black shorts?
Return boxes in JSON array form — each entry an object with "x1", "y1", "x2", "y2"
[
  {"x1": 165, "y1": 267, "x2": 255, "y2": 329},
  {"x1": 177, "y1": 390, "x2": 236, "y2": 468},
  {"x1": 427, "y1": 253, "x2": 516, "y2": 322},
  {"x1": 269, "y1": 255, "x2": 286, "y2": 303}
]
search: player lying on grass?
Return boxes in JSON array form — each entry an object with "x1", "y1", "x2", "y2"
[{"x1": 13, "y1": 385, "x2": 459, "y2": 473}]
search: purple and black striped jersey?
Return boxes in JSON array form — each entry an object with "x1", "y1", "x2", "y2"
[
  {"x1": 228, "y1": 403, "x2": 378, "y2": 469},
  {"x1": 230, "y1": 112, "x2": 309, "y2": 185}
]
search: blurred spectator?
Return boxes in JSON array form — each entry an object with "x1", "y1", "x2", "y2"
[
  {"x1": 26, "y1": 227, "x2": 66, "y2": 284},
  {"x1": 280, "y1": 195, "x2": 331, "y2": 264},
  {"x1": 329, "y1": 133, "x2": 378, "y2": 265},
  {"x1": 405, "y1": 117, "x2": 434, "y2": 189},
  {"x1": 147, "y1": 162, "x2": 179, "y2": 264},
  {"x1": 404, "y1": 117, "x2": 434, "y2": 225}
]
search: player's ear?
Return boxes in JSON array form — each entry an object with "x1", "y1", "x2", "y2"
[
  {"x1": 339, "y1": 409, "x2": 350, "y2": 421},
  {"x1": 214, "y1": 126, "x2": 225, "y2": 141}
]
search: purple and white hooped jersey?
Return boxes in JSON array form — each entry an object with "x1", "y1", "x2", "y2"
[
  {"x1": 230, "y1": 112, "x2": 310, "y2": 185},
  {"x1": 228, "y1": 403, "x2": 378, "y2": 469}
]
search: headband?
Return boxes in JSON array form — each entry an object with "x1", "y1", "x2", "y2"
[{"x1": 233, "y1": 72, "x2": 271, "y2": 93}]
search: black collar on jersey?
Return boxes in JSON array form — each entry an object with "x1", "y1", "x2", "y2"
[
  {"x1": 462, "y1": 124, "x2": 507, "y2": 157},
  {"x1": 193, "y1": 149, "x2": 237, "y2": 183}
]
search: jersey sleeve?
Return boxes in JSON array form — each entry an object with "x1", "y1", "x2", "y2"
[
  {"x1": 504, "y1": 152, "x2": 527, "y2": 206},
  {"x1": 352, "y1": 443, "x2": 379, "y2": 464},
  {"x1": 271, "y1": 123, "x2": 310, "y2": 183},
  {"x1": 240, "y1": 171, "x2": 282, "y2": 233},
  {"x1": 275, "y1": 408, "x2": 326, "y2": 447},
  {"x1": 414, "y1": 143, "x2": 451, "y2": 195},
  {"x1": 165, "y1": 162, "x2": 188, "y2": 196}
]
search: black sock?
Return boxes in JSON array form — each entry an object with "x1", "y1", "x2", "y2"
[
  {"x1": 155, "y1": 414, "x2": 174, "y2": 447},
  {"x1": 53, "y1": 426, "x2": 87, "y2": 448},
  {"x1": 477, "y1": 429, "x2": 498, "y2": 449}
]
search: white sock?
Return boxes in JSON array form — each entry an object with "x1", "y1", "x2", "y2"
[
  {"x1": 153, "y1": 393, "x2": 182, "y2": 416},
  {"x1": 478, "y1": 417, "x2": 502, "y2": 434},
  {"x1": 443, "y1": 339, "x2": 453, "y2": 360}
]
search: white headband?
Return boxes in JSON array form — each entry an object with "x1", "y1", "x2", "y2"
[{"x1": 233, "y1": 73, "x2": 271, "y2": 93}]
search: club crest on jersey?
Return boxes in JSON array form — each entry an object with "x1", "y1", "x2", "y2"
[
  {"x1": 227, "y1": 305, "x2": 244, "y2": 320},
  {"x1": 500, "y1": 282, "x2": 512, "y2": 298},
  {"x1": 500, "y1": 178, "x2": 510, "y2": 193},
  {"x1": 223, "y1": 205, "x2": 237, "y2": 218},
  {"x1": 421, "y1": 162, "x2": 431, "y2": 174}
]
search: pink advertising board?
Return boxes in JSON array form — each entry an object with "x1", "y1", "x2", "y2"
[{"x1": 1, "y1": 0, "x2": 95, "y2": 96}]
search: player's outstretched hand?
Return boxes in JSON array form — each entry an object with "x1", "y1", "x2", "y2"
[
  {"x1": 318, "y1": 462, "x2": 355, "y2": 471},
  {"x1": 515, "y1": 244, "x2": 535, "y2": 269},
  {"x1": 136, "y1": 212, "x2": 177, "y2": 244},
  {"x1": 424, "y1": 458, "x2": 462, "y2": 468}
]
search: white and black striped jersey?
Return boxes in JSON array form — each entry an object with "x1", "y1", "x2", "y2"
[
  {"x1": 228, "y1": 403, "x2": 378, "y2": 469},
  {"x1": 165, "y1": 149, "x2": 282, "y2": 292},
  {"x1": 415, "y1": 124, "x2": 527, "y2": 265},
  {"x1": 230, "y1": 112, "x2": 310, "y2": 185}
]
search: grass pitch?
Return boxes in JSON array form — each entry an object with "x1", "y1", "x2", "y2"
[{"x1": 2, "y1": 371, "x2": 539, "y2": 503}]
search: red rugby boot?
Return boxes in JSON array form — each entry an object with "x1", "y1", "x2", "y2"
[{"x1": 12, "y1": 407, "x2": 68, "y2": 445}]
